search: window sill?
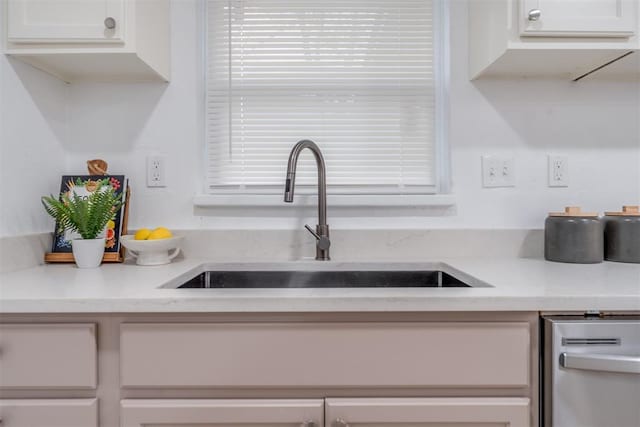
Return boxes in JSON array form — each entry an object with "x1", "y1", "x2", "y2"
[{"x1": 193, "y1": 194, "x2": 456, "y2": 208}]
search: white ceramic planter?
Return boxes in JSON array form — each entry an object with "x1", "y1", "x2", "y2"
[{"x1": 71, "y1": 238, "x2": 106, "y2": 269}]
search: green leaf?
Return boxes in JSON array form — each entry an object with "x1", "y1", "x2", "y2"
[{"x1": 42, "y1": 186, "x2": 123, "y2": 240}]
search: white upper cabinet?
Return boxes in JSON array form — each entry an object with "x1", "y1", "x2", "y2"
[
  {"x1": 4, "y1": 0, "x2": 170, "y2": 82},
  {"x1": 469, "y1": 0, "x2": 640, "y2": 80},
  {"x1": 519, "y1": 0, "x2": 636, "y2": 37},
  {"x1": 8, "y1": 0, "x2": 125, "y2": 43}
]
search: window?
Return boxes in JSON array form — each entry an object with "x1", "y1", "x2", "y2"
[{"x1": 205, "y1": 0, "x2": 448, "y2": 199}]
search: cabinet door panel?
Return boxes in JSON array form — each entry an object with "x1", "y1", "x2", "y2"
[
  {"x1": 8, "y1": 0, "x2": 124, "y2": 42},
  {"x1": 325, "y1": 398, "x2": 530, "y2": 427},
  {"x1": 0, "y1": 323, "x2": 97, "y2": 389},
  {"x1": 120, "y1": 399, "x2": 324, "y2": 427},
  {"x1": 120, "y1": 322, "x2": 530, "y2": 388},
  {"x1": 520, "y1": 0, "x2": 636, "y2": 37},
  {"x1": 0, "y1": 399, "x2": 97, "y2": 427}
]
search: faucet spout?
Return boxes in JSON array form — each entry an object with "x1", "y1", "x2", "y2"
[
  {"x1": 284, "y1": 140, "x2": 330, "y2": 260},
  {"x1": 284, "y1": 172, "x2": 295, "y2": 203}
]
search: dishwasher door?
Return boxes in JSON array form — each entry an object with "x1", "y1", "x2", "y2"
[{"x1": 543, "y1": 316, "x2": 640, "y2": 427}]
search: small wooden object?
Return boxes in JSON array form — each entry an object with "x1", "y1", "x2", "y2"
[
  {"x1": 44, "y1": 185, "x2": 131, "y2": 264},
  {"x1": 548, "y1": 206, "x2": 598, "y2": 217},
  {"x1": 45, "y1": 251, "x2": 124, "y2": 263},
  {"x1": 605, "y1": 205, "x2": 640, "y2": 216},
  {"x1": 87, "y1": 159, "x2": 108, "y2": 175}
]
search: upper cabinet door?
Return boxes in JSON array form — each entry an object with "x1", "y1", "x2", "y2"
[
  {"x1": 519, "y1": 0, "x2": 637, "y2": 37},
  {"x1": 7, "y1": 0, "x2": 125, "y2": 43}
]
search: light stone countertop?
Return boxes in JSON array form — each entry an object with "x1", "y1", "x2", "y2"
[{"x1": 0, "y1": 258, "x2": 638, "y2": 313}]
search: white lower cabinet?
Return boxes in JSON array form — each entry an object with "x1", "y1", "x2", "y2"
[
  {"x1": 0, "y1": 398, "x2": 98, "y2": 427},
  {"x1": 120, "y1": 399, "x2": 325, "y2": 427},
  {"x1": 120, "y1": 397, "x2": 530, "y2": 427},
  {"x1": 0, "y1": 316, "x2": 537, "y2": 427},
  {"x1": 119, "y1": 322, "x2": 535, "y2": 425}
]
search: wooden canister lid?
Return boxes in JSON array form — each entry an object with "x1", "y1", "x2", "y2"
[
  {"x1": 548, "y1": 206, "x2": 598, "y2": 217},
  {"x1": 604, "y1": 205, "x2": 640, "y2": 216}
]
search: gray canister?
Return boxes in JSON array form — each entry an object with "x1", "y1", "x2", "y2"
[
  {"x1": 604, "y1": 205, "x2": 640, "y2": 263},
  {"x1": 545, "y1": 207, "x2": 603, "y2": 264}
]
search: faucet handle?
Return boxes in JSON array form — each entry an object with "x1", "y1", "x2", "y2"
[
  {"x1": 304, "y1": 224, "x2": 320, "y2": 239},
  {"x1": 304, "y1": 224, "x2": 331, "y2": 251}
]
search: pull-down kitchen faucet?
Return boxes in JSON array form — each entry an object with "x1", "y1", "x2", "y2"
[{"x1": 284, "y1": 140, "x2": 330, "y2": 260}]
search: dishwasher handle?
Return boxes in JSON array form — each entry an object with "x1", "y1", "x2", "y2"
[{"x1": 560, "y1": 352, "x2": 640, "y2": 375}]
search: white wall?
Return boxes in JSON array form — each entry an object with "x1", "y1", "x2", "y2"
[
  {"x1": 43, "y1": 0, "x2": 640, "y2": 230},
  {"x1": 0, "y1": 53, "x2": 68, "y2": 237}
]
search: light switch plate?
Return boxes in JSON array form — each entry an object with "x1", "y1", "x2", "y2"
[{"x1": 482, "y1": 155, "x2": 515, "y2": 188}]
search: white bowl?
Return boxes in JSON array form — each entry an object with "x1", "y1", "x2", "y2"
[{"x1": 120, "y1": 235, "x2": 184, "y2": 266}]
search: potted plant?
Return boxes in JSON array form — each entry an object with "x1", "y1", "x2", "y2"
[{"x1": 42, "y1": 186, "x2": 122, "y2": 268}]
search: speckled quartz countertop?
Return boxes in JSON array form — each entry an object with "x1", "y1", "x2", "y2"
[{"x1": 0, "y1": 258, "x2": 638, "y2": 313}]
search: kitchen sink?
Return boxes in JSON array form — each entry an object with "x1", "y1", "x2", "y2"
[{"x1": 176, "y1": 270, "x2": 478, "y2": 289}]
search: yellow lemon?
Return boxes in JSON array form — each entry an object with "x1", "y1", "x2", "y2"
[
  {"x1": 106, "y1": 220, "x2": 116, "y2": 230},
  {"x1": 147, "y1": 227, "x2": 172, "y2": 240},
  {"x1": 134, "y1": 228, "x2": 152, "y2": 240}
]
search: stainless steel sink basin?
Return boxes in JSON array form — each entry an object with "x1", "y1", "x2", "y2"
[{"x1": 177, "y1": 270, "x2": 476, "y2": 289}]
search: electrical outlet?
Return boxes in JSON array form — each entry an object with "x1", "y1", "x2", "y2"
[
  {"x1": 548, "y1": 155, "x2": 568, "y2": 187},
  {"x1": 146, "y1": 155, "x2": 166, "y2": 187},
  {"x1": 482, "y1": 155, "x2": 515, "y2": 188}
]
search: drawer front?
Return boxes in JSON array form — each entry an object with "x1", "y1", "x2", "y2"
[
  {"x1": 325, "y1": 397, "x2": 530, "y2": 427},
  {"x1": 0, "y1": 398, "x2": 98, "y2": 427},
  {"x1": 0, "y1": 324, "x2": 97, "y2": 389},
  {"x1": 121, "y1": 399, "x2": 324, "y2": 427},
  {"x1": 121, "y1": 322, "x2": 530, "y2": 388}
]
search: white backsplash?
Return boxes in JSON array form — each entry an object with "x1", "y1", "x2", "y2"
[
  {"x1": 0, "y1": 233, "x2": 54, "y2": 273},
  {"x1": 0, "y1": 229, "x2": 543, "y2": 273},
  {"x1": 2, "y1": 0, "x2": 638, "y2": 239}
]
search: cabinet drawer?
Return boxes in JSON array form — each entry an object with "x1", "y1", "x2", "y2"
[
  {"x1": 121, "y1": 322, "x2": 530, "y2": 388},
  {"x1": 326, "y1": 397, "x2": 530, "y2": 427},
  {"x1": 121, "y1": 399, "x2": 324, "y2": 427},
  {"x1": 0, "y1": 398, "x2": 97, "y2": 427},
  {"x1": 0, "y1": 324, "x2": 97, "y2": 389}
]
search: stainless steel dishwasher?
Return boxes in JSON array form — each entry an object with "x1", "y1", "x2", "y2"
[{"x1": 543, "y1": 315, "x2": 640, "y2": 427}]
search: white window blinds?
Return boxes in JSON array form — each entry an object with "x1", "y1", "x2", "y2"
[{"x1": 206, "y1": 0, "x2": 439, "y2": 194}]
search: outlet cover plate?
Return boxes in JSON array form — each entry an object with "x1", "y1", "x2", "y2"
[
  {"x1": 548, "y1": 155, "x2": 569, "y2": 187},
  {"x1": 146, "y1": 155, "x2": 166, "y2": 187}
]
